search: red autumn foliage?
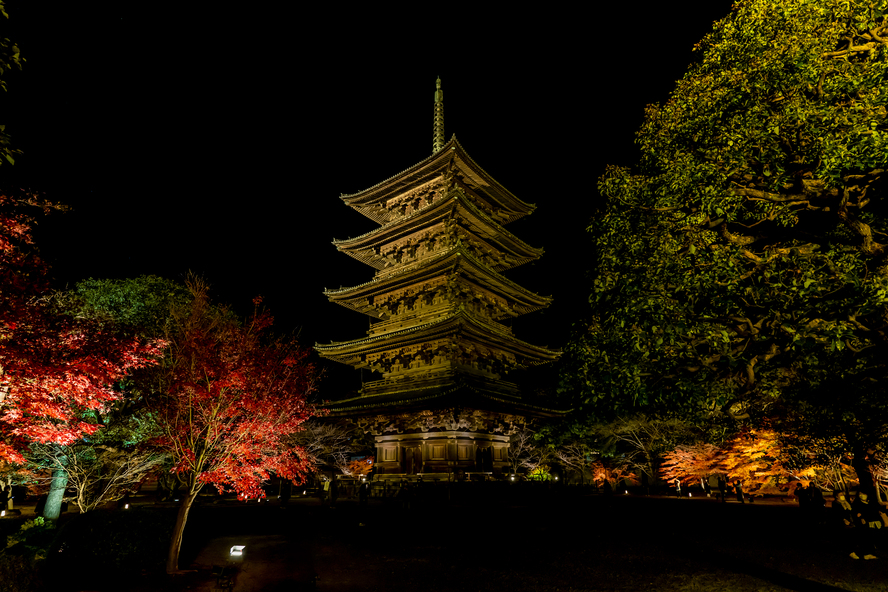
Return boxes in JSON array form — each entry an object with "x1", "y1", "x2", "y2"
[
  {"x1": 156, "y1": 278, "x2": 320, "y2": 572},
  {"x1": 0, "y1": 193, "x2": 164, "y2": 464},
  {"x1": 153, "y1": 280, "x2": 319, "y2": 501}
]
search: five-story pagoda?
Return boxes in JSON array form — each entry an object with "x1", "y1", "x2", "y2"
[{"x1": 316, "y1": 79, "x2": 561, "y2": 478}]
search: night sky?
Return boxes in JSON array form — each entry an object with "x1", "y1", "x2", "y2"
[{"x1": 1, "y1": 2, "x2": 733, "y2": 398}]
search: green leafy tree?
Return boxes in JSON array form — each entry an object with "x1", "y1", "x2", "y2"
[
  {"x1": 63, "y1": 276, "x2": 191, "y2": 339},
  {"x1": 0, "y1": 0, "x2": 24, "y2": 167},
  {"x1": 563, "y1": 0, "x2": 888, "y2": 491},
  {"x1": 22, "y1": 277, "x2": 189, "y2": 515}
]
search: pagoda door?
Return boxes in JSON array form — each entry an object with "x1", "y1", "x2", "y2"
[
  {"x1": 402, "y1": 445, "x2": 422, "y2": 474},
  {"x1": 476, "y1": 446, "x2": 493, "y2": 472},
  {"x1": 482, "y1": 447, "x2": 493, "y2": 472}
]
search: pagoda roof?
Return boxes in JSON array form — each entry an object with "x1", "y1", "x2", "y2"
[
  {"x1": 314, "y1": 308, "x2": 560, "y2": 366},
  {"x1": 323, "y1": 243, "x2": 552, "y2": 319},
  {"x1": 321, "y1": 373, "x2": 568, "y2": 418},
  {"x1": 340, "y1": 136, "x2": 535, "y2": 225},
  {"x1": 332, "y1": 188, "x2": 543, "y2": 271}
]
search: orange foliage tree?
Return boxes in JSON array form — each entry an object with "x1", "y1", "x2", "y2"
[
  {"x1": 661, "y1": 429, "x2": 815, "y2": 496},
  {"x1": 659, "y1": 443, "x2": 720, "y2": 486},
  {"x1": 589, "y1": 458, "x2": 637, "y2": 490},
  {"x1": 344, "y1": 456, "x2": 374, "y2": 477}
]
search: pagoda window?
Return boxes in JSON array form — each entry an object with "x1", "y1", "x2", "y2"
[{"x1": 382, "y1": 447, "x2": 398, "y2": 462}]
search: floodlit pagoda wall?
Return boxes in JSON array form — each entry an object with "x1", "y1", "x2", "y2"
[{"x1": 375, "y1": 431, "x2": 510, "y2": 476}]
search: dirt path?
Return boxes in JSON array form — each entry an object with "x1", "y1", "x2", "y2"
[{"x1": 107, "y1": 489, "x2": 888, "y2": 591}]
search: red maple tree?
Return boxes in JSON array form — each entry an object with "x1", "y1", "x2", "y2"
[
  {"x1": 154, "y1": 277, "x2": 319, "y2": 573},
  {"x1": 0, "y1": 193, "x2": 163, "y2": 465}
]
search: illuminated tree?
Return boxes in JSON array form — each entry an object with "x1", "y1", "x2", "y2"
[
  {"x1": 507, "y1": 428, "x2": 552, "y2": 477},
  {"x1": 661, "y1": 430, "x2": 816, "y2": 496},
  {"x1": 28, "y1": 438, "x2": 163, "y2": 513},
  {"x1": 594, "y1": 416, "x2": 692, "y2": 483},
  {"x1": 154, "y1": 277, "x2": 318, "y2": 573},
  {"x1": 588, "y1": 458, "x2": 637, "y2": 491},
  {"x1": 62, "y1": 275, "x2": 191, "y2": 339},
  {"x1": 554, "y1": 440, "x2": 595, "y2": 485},
  {"x1": 659, "y1": 443, "x2": 721, "y2": 487},
  {"x1": 0, "y1": 194, "x2": 164, "y2": 519},
  {"x1": 287, "y1": 420, "x2": 359, "y2": 476},
  {"x1": 0, "y1": 459, "x2": 36, "y2": 510},
  {"x1": 562, "y1": 0, "x2": 888, "y2": 492},
  {"x1": 24, "y1": 276, "x2": 191, "y2": 514},
  {"x1": 344, "y1": 456, "x2": 374, "y2": 477}
]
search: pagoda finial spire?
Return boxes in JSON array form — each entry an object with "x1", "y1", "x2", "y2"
[{"x1": 433, "y1": 77, "x2": 445, "y2": 154}]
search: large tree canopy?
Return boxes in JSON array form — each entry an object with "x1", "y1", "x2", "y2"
[
  {"x1": 561, "y1": 0, "x2": 888, "y2": 480},
  {"x1": 155, "y1": 277, "x2": 318, "y2": 573},
  {"x1": 0, "y1": 195, "x2": 163, "y2": 465}
]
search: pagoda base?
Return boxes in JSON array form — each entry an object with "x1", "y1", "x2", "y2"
[{"x1": 374, "y1": 430, "x2": 510, "y2": 478}]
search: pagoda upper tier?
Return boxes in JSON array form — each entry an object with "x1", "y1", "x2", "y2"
[
  {"x1": 340, "y1": 136, "x2": 534, "y2": 226},
  {"x1": 323, "y1": 242, "x2": 552, "y2": 321},
  {"x1": 333, "y1": 186, "x2": 543, "y2": 274},
  {"x1": 315, "y1": 308, "x2": 559, "y2": 376}
]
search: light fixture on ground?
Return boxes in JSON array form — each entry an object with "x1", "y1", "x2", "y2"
[{"x1": 230, "y1": 545, "x2": 246, "y2": 561}]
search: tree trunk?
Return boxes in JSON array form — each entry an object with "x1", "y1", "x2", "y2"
[
  {"x1": 2, "y1": 476, "x2": 12, "y2": 510},
  {"x1": 851, "y1": 444, "x2": 876, "y2": 497},
  {"x1": 43, "y1": 469, "x2": 68, "y2": 520},
  {"x1": 166, "y1": 491, "x2": 199, "y2": 574}
]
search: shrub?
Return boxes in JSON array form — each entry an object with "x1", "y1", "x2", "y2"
[
  {"x1": 45, "y1": 508, "x2": 175, "y2": 586},
  {"x1": 0, "y1": 518, "x2": 56, "y2": 592}
]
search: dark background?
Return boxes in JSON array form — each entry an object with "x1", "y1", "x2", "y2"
[{"x1": 0, "y1": 2, "x2": 733, "y2": 398}]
